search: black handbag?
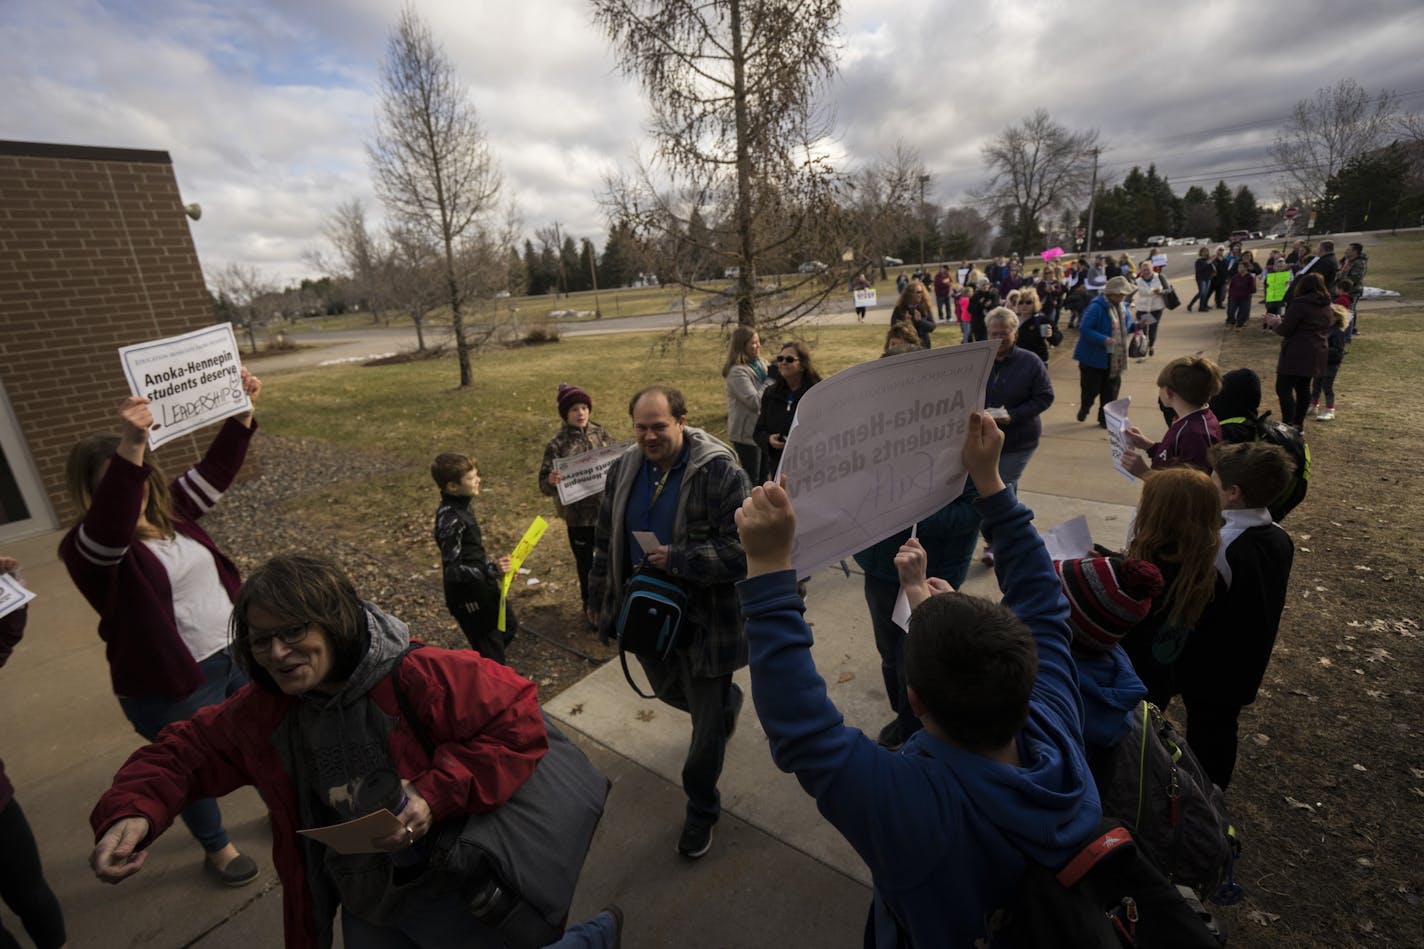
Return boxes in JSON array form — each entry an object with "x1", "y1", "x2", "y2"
[
  {"x1": 1161, "y1": 276, "x2": 1181, "y2": 310},
  {"x1": 615, "y1": 565, "x2": 690, "y2": 698},
  {"x1": 390, "y1": 649, "x2": 611, "y2": 949}
]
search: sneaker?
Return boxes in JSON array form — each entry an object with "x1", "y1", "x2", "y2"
[
  {"x1": 981, "y1": 545, "x2": 994, "y2": 566},
  {"x1": 205, "y1": 853, "x2": 259, "y2": 887},
  {"x1": 1306, "y1": 403, "x2": 1318, "y2": 416},
  {"x1": 677, "y1": 820, "x2": 714, "y2": 859},
  {"x1": 1317, "y1": 408, "x2": 1335, "y2": 421},
  {"x1": 1148, "y1": 346, "x2": 1155, "y2": 356},
  {"x1": 724, "y1": 683, "x2": 744, "y2": 740}
]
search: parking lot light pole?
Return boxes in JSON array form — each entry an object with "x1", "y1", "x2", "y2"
[{"x1": 918, "y1": 174, "x2": 930, "y2": 269}]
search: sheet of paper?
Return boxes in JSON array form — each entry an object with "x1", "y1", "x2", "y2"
[
  {"x1": 1103, "y1": 397, "x2": 1136, "y2": 483},
  {"x1": 777, "y1": 340, "x2": 998, "y2": 577},
  {"x1": 117, "y1": 323, "x2": 251, "y2": 449},
  {"x1": 633, "y1": 531, "x2": 662, "y2": 555},
  {"x1": 296, "y1": 808, "x2": 405, "y2": 854},
  {"x1": 1040, "y1": 515, "x2": 1094, "y2": 562},
  {"x1": 891, "y1": 588, "x2": 912, "y2": 632},
  {"x1": 0, "y1": 574, "x2": 36, "y2": 620},
  {"x1": 554, "y1": 442, "x2": 630, "y2": 506},
  {"x1": 853, "y1": 288, "x2": 877, "y2": 309}
]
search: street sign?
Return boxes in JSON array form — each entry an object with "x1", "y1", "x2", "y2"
[
  {"x1": 1075, "y1": 227, "x2": 1086, "y2": 239},
  {"x1": 1095, "y1": 230, "x2": 1104, "y2": 238},
  {"x1": 1285, "y1": 206, "x2": 1299, "y2": 219}
]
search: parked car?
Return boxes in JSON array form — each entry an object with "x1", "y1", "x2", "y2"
[
  {"x1": 1146, "y1": 235, "x2": 1168, "y2": 246},
  {"x1": 797, "y1": 260, "x2": 827, "y2": 273},
  {"x1": 1229, "y1": 229, "x2": 1252, "y2": 243},
  {"x1": 880, "y1": 255, "x2": 904, "y2": 267},
  {"x1": 723, "y1": 267, "x2": 740, "y2": 279},
  {"x1": 1250, "y1": 231, "x2": 1263, "y2": 240}
]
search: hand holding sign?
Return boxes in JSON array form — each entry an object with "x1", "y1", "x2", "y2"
[{"x1": 118, "y1": 323, "x2": 253, "y2": 448}]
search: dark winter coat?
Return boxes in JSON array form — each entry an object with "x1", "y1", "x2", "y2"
[{"x1": 1275, "y1": 290, "x2": 1332, "y2": 378}]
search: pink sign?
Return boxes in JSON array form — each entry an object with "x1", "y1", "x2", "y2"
[{"x1": 1041, "y1": 247, "x2": 1065, "y2": 261}]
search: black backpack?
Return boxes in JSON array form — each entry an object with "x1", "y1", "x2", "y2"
[
  {"x1": 1094, "y1": 702, "x2": 1238, "y2": 897},
  {"x1": 1216, "y1": 411, "x2": 1310, "y2": 522},
  {"x1": 1009, "y1": 819, "x2": 1224, "y2": 948}
]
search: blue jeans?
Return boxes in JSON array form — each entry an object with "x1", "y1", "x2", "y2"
[
  {"x1": 937, "y1": 295, "x2": 951, "y2": 320},
  {"x1": 117, "y1": 649, "x2": 247, "y2": 852},
  {"x1": 959, "y1": 322, "x2": 972, "y2": 344},
  {"x1": 997, "y1": 447, "x2": 1036, "y2": 493},
  {"x1": 342, "y1": 890, "x2": 620, "y2": 948}
]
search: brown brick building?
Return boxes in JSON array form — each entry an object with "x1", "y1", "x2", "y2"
[{"x1": 1, "y1": 140, "x2": 214, "y2": 541}]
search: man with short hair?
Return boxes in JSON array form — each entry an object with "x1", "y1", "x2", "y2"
[
  {"x1": 1340, "y1": 242, "x2": 1368, "y2": 337},
  {"x1": 933, "y1": 264, "x2": 953, "y2": 321},
  {"x1": 587, "y1": 385, "x2": 751, "y2": 858}
]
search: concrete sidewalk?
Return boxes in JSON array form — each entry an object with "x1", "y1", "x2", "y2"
[{"x1": 0, "y1": 298, "x2": 1226, "y2": 947}]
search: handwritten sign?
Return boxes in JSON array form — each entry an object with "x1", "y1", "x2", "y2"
[
  {"x1": 1041, "y1": 515, "x2": 1094, "y2": 562},
  {"x1": 853, "y1": 288, "x2": 877, "y2": 309},
  {"x1": 118, "y1": 323, "x2": 250, "y2": 449},
  {"x1": 0, "y1": 573, "x2": 36, "y2": 620},
  {"x1": 1103, "y1": 397, "x2": 1135, "y2": 483},
  {"x1": 499, "y1": 516, "x2": 548, "y2": 633},
  {"x1": 554, "y1": 442, "x2": 629, "y2": 506},
  {"x1": 777, "y1": 341, "x2": 998, "y2": 577}
]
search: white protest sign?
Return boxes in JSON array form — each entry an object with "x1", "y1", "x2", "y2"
[
  {"x1": 853, "y1": 288, "x2": 877, "y2": 309},
  {"x1": 778, "y1": 342, "x2": 998, "y2": 577},
  {"x1": 1040, "y1": 515, "x2": 1094, "y2": 562},
  {"x1": 1102, "y1": 397, "x2": 1136, "y2": 483},
  {"x1": 1151, "y1": 254, "x2": 1169, "y2": 268},
  {"x1": 119, "y1": 323, "x2": 250, "y2": 449},
  {"x1": 554, "y1": 442, "x2": 630, "y2": 506},
  {"x1": 0, "y1": 573, "x2": 36, "y2": 620}
]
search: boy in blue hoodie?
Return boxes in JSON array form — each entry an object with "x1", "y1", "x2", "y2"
[{"x1": 735, "y1": 412, "x2": 1100, "y2": 947}]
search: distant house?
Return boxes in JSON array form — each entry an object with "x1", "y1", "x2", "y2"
[{"x1": 0, "y1": 140, "x2": 216, "y2": 540}]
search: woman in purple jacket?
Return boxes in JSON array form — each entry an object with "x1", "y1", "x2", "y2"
[
  {"x1": 60, "y1": 371, "x2": 262, "y2": 887},
  {"x1": 1265, "y1": 273, "x2": 1331, "y2": 429}
]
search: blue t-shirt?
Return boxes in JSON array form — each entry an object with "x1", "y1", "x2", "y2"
[{"x1": 624, "y1": 441, "x2": 690, "y2": 568}]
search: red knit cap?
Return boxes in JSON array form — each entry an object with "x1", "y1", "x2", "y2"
[
  {"x1": 557, "y1": 383, "x2": 592, "y2": 420},
  {"x1": 1055, "y1": 557, "x2": 1164, "y2": 653}
]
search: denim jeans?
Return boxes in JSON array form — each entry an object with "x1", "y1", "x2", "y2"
[
  {"x1": 997, "y1": 448, "x2": 1036, "y2": 493},
  {"x1": 117, "y1": 649, "x2": 247, "y2": 852},
  {"x1": 959, "y1": 322, "x2": 972, "y2": 344}
]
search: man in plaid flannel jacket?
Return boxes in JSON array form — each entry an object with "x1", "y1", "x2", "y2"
[{"x1": 588, "y1": 384, "x2": 751, "y2": 858}]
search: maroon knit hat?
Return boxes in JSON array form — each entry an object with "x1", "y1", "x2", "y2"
[
  {"x1": 557, "y1": 383, "x2": 592, "y2": 420},
  {"x1": 1055, "y1": 557, "x2": 1164, "y2": 653}
]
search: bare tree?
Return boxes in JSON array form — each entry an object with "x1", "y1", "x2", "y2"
[
  {"x1": 846, "y1": 144, "x2": 923, "y2": 279},
  {"x1": 1270, "y1": 78, "x2": 1399, "y2": 205},
  {"x1": 369, "y1": 6, "x2": 501, "y2": 387},
  {"x1": 978, "y1": 109, "x2": 1100, "y2": 254},
  {"x1": 593, "y1": 0, "x2": 845, "y2": 328},
  {"x1": 323, "y1": 199, "x2": 390, "y2": 324},
  {"x1": 211, "y1": 263, "x2": 274, "y2": 355},
  {"x1": 940, "y1": 206, "x2": 993, "y2": 259}
]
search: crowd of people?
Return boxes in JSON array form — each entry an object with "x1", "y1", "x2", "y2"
[{"x1": 0, "y1": 237, "x2": 1368, "y2": 948}]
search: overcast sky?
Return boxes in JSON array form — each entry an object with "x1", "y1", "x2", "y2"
[{"x1": 4, "y1": 0, "x2": 1421, "y2": 285}]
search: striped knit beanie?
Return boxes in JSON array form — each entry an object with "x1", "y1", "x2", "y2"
[{"x1": 1055, "y1": 557, "x2": 1164, "y2": 653}]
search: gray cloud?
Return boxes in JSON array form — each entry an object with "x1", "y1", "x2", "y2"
[{"x1": 2, "y1": 0, "x2": 1419, "y2": 284}]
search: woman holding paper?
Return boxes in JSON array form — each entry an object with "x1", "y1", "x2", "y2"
[
  {"x1": 538, "y1": 383, "x2": 617, "y2": 618},
  {"x1": 1, "y1": 558, "x2": 69, "y2": 949},
  {"x1": 60, "y1": 371, "x2": 262, "y2": 887},
  {"x1": 755, "y1": 341, "x2": 823, "y2": 476},
  {"x1": 88, "y1": 554, "x2": 620, "y2": 949}
]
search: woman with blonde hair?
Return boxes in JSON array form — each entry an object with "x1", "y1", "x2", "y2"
[
  {"x1": 722, "y1": 325, "x2": 772, "y2": 481},
  {"x1": 1119, "y1": 467, "x2": 1222, "y2": 704},
  {"x1": 890, "y1": 280, "x2": 936, "y2": 348}
]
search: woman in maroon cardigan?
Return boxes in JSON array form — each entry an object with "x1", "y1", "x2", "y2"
[
  {"x1": 1266, "y1": 272, "x2": 1331, "y2": 429},
  {"x1": 60, "y1": 370, "x2": 262, "y2": 887}
]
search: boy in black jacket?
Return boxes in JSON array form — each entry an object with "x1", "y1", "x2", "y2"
[
  {"x1": 431, "y1": 452, "x2": 514, "y2": 664},
  {"x1": 1177, "y1": 442, "x2": 1295, "y2": 789}
]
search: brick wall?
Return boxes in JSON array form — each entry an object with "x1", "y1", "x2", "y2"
[{"x1": 0, "y1": 140, "x2": 210, "y2": 527}]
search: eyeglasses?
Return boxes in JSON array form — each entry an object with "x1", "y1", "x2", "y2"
[
  {"x1": 775, "y1": 356, "x2": 799, "y2": 364},
  {"x1": 248, "y1": 621, "x2": 312, "y2": 653}
]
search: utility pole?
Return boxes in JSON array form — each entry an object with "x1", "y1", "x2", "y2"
[
  {"x1": 918, "y1": 174, "x2": 931, "y2": 270},
  {"x1": 587, "y1": 241, "x2": 601, "y2": 318},
  {"x1": 1084, "y1": 148, "x2": 1101, "y2": 255}
]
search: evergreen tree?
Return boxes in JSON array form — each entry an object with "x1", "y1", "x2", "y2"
[
  {"x1": 600, "y1": 220, "x2": 640, "y2": 289},
  {"x1": 1232, "y1": 185, "x2": 1261, "y2": 231},
  {"x1": 1210, "y1": 180, "x2": 1235, "y2": 237},
  {"x1": 1318, "y1": 143, "x2": 1419, "y2": 231},
  {"x1": 577, "y1": 238, "x2": 598, "y2": 294}
]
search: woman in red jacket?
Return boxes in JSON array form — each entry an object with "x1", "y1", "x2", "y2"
[
  {"x1": 88, "y1": 554, "x2": 562, "y2": 949},
  {"x1": 61, "y1": 373, "x2": 262, "y2": 886}
]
